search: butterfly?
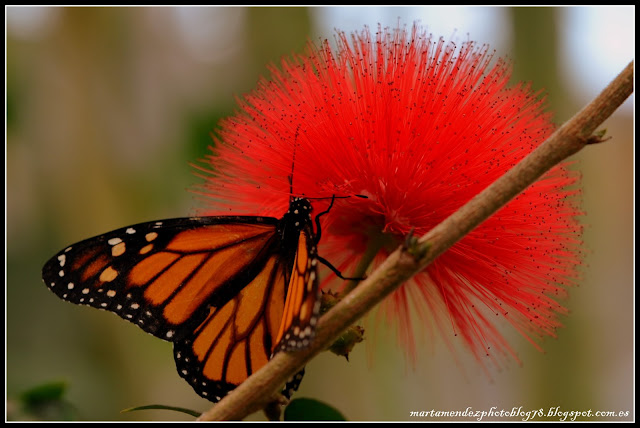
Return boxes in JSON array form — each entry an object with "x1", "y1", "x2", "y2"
[{"x1": 42, "y1": 195, "x2": 343, "y2": 403}]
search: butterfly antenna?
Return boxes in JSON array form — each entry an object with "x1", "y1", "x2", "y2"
[
  {"x1": 289, "y1": 157, "x2": 295, "y2": 197},
  {"x1": 289, "y1": 125, "x2": 301, "y2": 198}
]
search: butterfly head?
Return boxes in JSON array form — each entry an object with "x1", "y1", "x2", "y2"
[{"x1": 283, "y1": 197, "x2": 313, "y2": 232}]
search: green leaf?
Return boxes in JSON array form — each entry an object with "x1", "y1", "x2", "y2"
[
  {"x1": 121, "y1": 404, "x2": 201, "y2": 418},
  {"x1": 20, "y1": 381, "x2": 68, "y2": 405},
  {"x1": 283, "y1": 398, "x2": 347, "y2": 421},
  {"x1": 16, "y1": 381, "x2": 77, "y2": 421}
]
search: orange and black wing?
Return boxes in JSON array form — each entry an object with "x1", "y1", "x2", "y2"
[
  {"x1": 173, "y1": 215, "x2": 322, "y2": 401},
  {"x1": 42, "y1": 216, "x2": 281, "y2": 342},
  {"x1": 273, "y1": 224, "x2": 321, "y2": 353}
]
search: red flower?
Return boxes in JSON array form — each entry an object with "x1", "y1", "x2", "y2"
[{"x1": 196, "y1": 24, "x2": 583, "y2": 365}]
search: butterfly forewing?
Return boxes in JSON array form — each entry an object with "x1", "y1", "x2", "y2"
[{"x1": 42, "y1": 217, "x2": 280, "y2": 340}]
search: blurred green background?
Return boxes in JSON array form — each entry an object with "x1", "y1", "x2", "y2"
[{"x1": 6, "y1": 6, "x2": 634, "y2": 421}]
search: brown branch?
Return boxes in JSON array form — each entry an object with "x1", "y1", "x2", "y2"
[{"x1": 197, "y1": 60, "x2": 634, "y2": 422}]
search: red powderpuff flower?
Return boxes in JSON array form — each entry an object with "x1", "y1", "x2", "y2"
[{"x1": 195, "y1": 24, "x2": 583, "y2": 366}]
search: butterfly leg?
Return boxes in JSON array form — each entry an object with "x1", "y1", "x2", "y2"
[
  {"x1": 312, "y1": 195, "x2": 367, "y2": 281},
  {"x1": 312, "y1": 195, "x2": 336, "y2": 244},
  {"x1": 316, "y1": 255, "x2": 366, "y2": 281}
]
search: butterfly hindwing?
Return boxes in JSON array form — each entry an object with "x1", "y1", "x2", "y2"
[
  {"x1": 274, "y1": 224, "x2": 321, "y2": 353},
  {"x1": 172, "y1": 198, "x2": 322, "y2": 401},
  {"x1": 173, "y1": 252, "x2": 287, "y2": 401}
]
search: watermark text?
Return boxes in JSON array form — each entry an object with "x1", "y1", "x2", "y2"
[{"x1": 409, "y1": 406, "x2": 630, "y2": 421}]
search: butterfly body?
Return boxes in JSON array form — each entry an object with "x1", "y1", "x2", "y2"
[{"x1": 42, "y1": 197, "x2": 323, "y2": 402}]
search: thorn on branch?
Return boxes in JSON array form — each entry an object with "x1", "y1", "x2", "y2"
[
  {"x1": 320, "y1": 291, "x2": 366, "y2": 359},
  {"x1": 262, "y1": 394, "x2": 289, "y2": 421},
  {"x1": 327, "y1": 324, "x2": 365, "y2": 360},
  {"x1": 402, "y1": 228, "x2": 430, "y2": 261},
  {"x1": 402, "y1": 228, "x2": 416, "y2": 251},
  {"x1": 586, "y1": 129, "x2": 611, "y2": 145}
]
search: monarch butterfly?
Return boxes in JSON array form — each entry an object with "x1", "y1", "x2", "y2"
[{"x1": 42, "y1": 195, "x2": 343, "y2": 403}]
